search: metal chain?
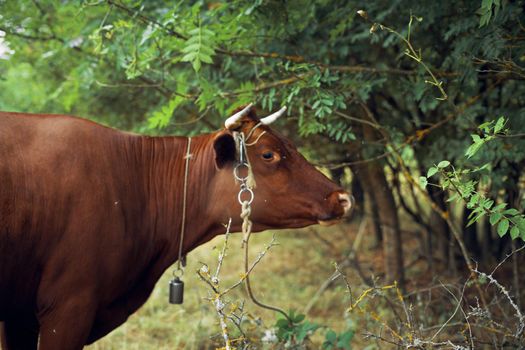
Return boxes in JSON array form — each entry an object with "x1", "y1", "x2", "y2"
[{"x1": 235, "y1": 132, "x2": 292, "y2": 323}]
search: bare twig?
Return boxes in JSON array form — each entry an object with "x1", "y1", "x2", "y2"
[
  {"x1": 221, "y1": 235, "x2": 278, "y2": 296},
  {"x1": 214, "y1": 218, "x2": 232, "y2": 281},
  {"x1": 431, "y1": 279, "x2": 473, "y2": 348},
  {"x1": 303, "y1": 218, "x2": 368, "y2": 315},
  {"x1": 490, "y1": 243, "x2": 525, "y2": 276},
  {"x1": 472, "y1": 267, "x2": 525, "y2": 338}
]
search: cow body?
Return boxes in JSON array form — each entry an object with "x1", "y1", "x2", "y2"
[{"x1": 0, "y1": 109, "x2": 351, "y2": 349}]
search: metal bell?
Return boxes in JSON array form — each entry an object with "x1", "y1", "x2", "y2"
[{"x1": 169, "y1": 277, "x2": 184, "y2": 304}]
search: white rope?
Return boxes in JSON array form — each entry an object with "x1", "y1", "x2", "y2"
[
  {"x1": 245, "y1": 130, "x2": 266, "y2": 146},
  {"x1": 177, "y1": 137, "x2": 192, "y2": 272},
  {"x1": 235, "y1": 130, "x2": 292, "y2": 323}
]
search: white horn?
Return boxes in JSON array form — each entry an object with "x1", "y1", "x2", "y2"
[
  {"x1": 224, "y1": 103, "x2": 254, "y2": 129},
  {"x1": 260, "y1": 106, "x2": 287, "y2": 125}
]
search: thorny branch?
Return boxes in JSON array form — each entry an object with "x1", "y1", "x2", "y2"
[
  {"x1": 472, "y1": 266, "x2": 525, "y2": 338},
  {"x1": 196, "y1": 219, "x2": 280, "y2": 349}
]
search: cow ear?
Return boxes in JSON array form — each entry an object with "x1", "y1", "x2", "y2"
[{"x1": 213, "y1": 132, "x2": 236, "y2": 169}]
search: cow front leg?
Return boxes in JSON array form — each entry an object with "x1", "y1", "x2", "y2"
[
  {"x1": 87, "y1": 272, "x2": 162, "y2": 343},
  {"x1": 37, "y1": 293, "x2": 97, "y2": 350},
  {"x1": 1, "y1": 319, "x2": 39, "y2": 350}
]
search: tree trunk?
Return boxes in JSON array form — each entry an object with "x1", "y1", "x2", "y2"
[
  {"x1": 351, "y1": 174, "x2": 365, "y2": 215},
  {"x1": 360, "y1": 125, "x2": 405, "y2": 288},
  {"x1": 479, "y1": 216, "x2": 493, "y2": 263},
  {"x1": 347, "y1": 122, "x2": 405, "y2": 288},
  {"x1": 428, "y1": 186, "x2": 450, "y2": 265},
  {"x1": 365, "y1": 161, "x2": 405, "y2": 288},
  {"x1": 329, "y1": 167, "x2": 345, "y2": 187},
  {"x1": 352, "y1": 166, "x2": 382, "y2": 245},
  {"x1": 368, "y1": 190, "x2": 383, "y2": 246},
  {"x1": 462, "y1": 208, "x2": 481, "y2": 259}
]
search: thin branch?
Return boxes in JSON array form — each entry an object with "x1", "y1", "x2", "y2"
[
  {"x1": 106, "y1": 0, "x2": 187, "y2": 40},
  {"x1": 472, "y1": 266, "x2": 525, "y2": 338},
  {"x1": 214, "y1": 218, "x2": 232, "y2": 280},
  {"x1": 220, "y1": 235, "x2": 278, "y2": 296},
  {"x1": 431, "y1": 279, "x2": 471, "y2": 346},
  {"x1": 490, "y1": 243, "x2": 525, "y2": 276},
  {"x1": 0, "y1": 26, "x2": 55, "y2": 41}
]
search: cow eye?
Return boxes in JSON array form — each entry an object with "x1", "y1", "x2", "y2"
[{"x1": 262, "y1": 151, "x2": 274, "y2": 160}]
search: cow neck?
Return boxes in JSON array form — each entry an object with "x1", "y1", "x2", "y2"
[
  {"x1": 167, "y1": 135, "x2": 213, "y2": 258},
  {"x1": 128, "y1": 134, "x2": 215, "y2": 266}
]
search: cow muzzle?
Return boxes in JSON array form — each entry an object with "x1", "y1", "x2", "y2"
[{"x1": 318, "y1": 191, "x2": 354, "y2": 226}]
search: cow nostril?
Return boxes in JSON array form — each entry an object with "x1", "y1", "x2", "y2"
[{"x1": 338, "y1": 193, "x2": 353, "y2": 213}]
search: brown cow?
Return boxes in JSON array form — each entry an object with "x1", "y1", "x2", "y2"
[{"x1": 0, "y1": 105, "x2": 352, "y2": 349}]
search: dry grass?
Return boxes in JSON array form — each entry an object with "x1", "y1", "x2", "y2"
[{"x1": 86, "y1": 223, "x2": 363, "y2": 349}]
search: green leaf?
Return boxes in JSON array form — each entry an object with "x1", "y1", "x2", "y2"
[
  {"x1": 510, "y1": 226, "x2": 520, "y2": 240},
  {"x1": 503, "y1": 209, "x2": 520, "y2": 216},
  {"x1": 419, "y1": 176, "x2": 428, "y2": 188},
  {"x1": 467, "y1": 211, "x2": 484, "y2": 227},
  {"x1": 492, "y1": 203, "x2": 507, "y2": 211},
  {"x1": 497, "y1": 219, "x2": 510, "y2": 237},
  {"x1": 468, "y1": 194, "x2": 481, "y2": 208},
  {"x1": 198, "y1": 53, "x2": 213, "y2": 64},
  {"x1": 181, "y1": 52, "x2": 197, "y2": 62},
  {"x1": 427, "y1": 167, "x2": 438, "y2": 177},
  {"x1": 275, "y1": 318, "x2": 289, "y2": 328},
  {"x1": 517, "y1": 217, "x2": 525, "y2": 232},
  {"x1": 297, "y1": 321, "x2": 320, "y2": 341},
  {"x1": 192, "y1": 59, "x2": 201, "y2": 72},
  {"x1": 494, "y1": 117, "x2": 506, "y2": 133},
  {"x1": 147, "y1": 94, "x2": 185, "y2": 129},
  {"x1": 490, "y1": 212, "x2": 502, "y2": 225},
  {"x1": 478, "y1": 120, "x2": 494, "y2": 131},
  {"x1": 181, "y1": 43, "x2": 201, "y2": 53},
  {"x1": 466, "y1": 134, "x2": 485, "y2": 158},
  {"x1": 483, "y1": 199, "x2": 494, "y2": 209},
  {"x1": 437, "y1": 160, "x2": 450, "y2": 168},
  {"x1": 181, "y1": 24, "x2": 216, "y2": 72},
  {"x1": 337, "y1": 330, "x2": 354, "y2": 350},
  {"x1": 325, "y1": 330, "x2": 337, "y2": 343},
  {"x1": 294, "y1": 313, "x2": 306, "y2": 323}
]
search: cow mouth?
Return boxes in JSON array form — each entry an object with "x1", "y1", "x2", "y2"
[
  {"x1": 316, "y1": 192, "x2": 354, "y2": 226},
  {"x1": 317, "y1": 217, "x2": 344, "y2": 226}
]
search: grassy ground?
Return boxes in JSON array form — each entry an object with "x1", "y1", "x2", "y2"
[{"x1": 86, "y1": 222, "x2": 367, "y2": 349}]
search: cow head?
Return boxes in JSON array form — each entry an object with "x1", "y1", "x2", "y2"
[{"x1": 210, "y1": 104, "x2": 353, "y2": 231}]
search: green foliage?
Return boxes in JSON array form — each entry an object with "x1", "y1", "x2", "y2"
[
  {"x1": 465, "y1": 116, "x2": 507, "y2": 158},
  {"x1": 325, "y1": 121, "x2": 356, "y2": 143},
  {"x1": 478, "y1": 0, "x2": 502, "y2": 27},
  {"x1": 275, "y1": 310, "x2": 320, "y2": 346},
  {"x1": 181, "y1": 25, "x2": 216, "y2": 72},
  {"x1": 148, "y1": 95, "x2": 185, "y2": 129},
  {"x1": 422, "y1": 117, "x2": 525, "y2": 240},
  {"x1": 323, "y1": 328, "x2": 354, "y2": 350},
  {"x1": 273, "y1": 310, "x2": 354, "y2": 349}
]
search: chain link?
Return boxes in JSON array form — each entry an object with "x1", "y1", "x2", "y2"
[
  {"x1": 238, "y1": 186, "x2": 254, "y2": 206},
  {"x1": 233, "y1": 163, "x2": 250, "y2": 182},
  {"x1": 234, "y1": 130, "x2": 292, "y2": 324},
  {"x1": 235, "y1": 132, "x2": 254, "y2": 206}
]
